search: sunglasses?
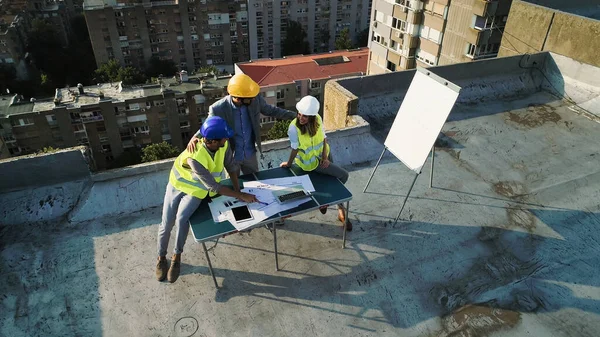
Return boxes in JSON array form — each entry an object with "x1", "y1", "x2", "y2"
[{"x1": 234, "y1": 97, "x2": 254, "y2": 106}]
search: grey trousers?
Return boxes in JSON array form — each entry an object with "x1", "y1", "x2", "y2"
[
  {"x1": 296, "y1": 157, "x2": 349, "y2": 209},
  {"x1": 157, "y1": 183, "x2": 203, "y2": 257},
  {"x1": 234, "y1": 153, "x2": 260, "y2": 176}
]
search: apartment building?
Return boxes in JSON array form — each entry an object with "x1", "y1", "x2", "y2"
[
  {"x1": 246, "y1": 0, "x2": 373, "y2": 59},
  {"x1": 84, "y1": 0, "x2": 250, "y2": 73},
  {"x1": 235, "y1": 48, "x2": 368, "y2": 133},
  {"x1": 0, "y1": 72, "x2": 230, "y2": 170},
  {"x1": 367, "y1": 0, "x2": 512, "y2": 74},
  {"x1": 0, "y1": 13, "x2": 28, "y2": 69}
]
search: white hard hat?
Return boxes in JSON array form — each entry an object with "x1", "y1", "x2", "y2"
[{"x1": 295, "y1": 95, "x2": 320, "y2": 116}]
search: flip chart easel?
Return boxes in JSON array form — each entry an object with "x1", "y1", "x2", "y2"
[{"x1": 363, "y1": 67, "x2": 461, "y2": 223}]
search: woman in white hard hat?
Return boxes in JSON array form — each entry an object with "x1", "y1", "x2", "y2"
[{"x1": 280, "y1": 95, "x2": 352, "y2": 231}]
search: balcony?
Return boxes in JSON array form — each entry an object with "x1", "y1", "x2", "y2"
[{"x1": 473, "y1": 0, "x2": 499, "y2": 17}]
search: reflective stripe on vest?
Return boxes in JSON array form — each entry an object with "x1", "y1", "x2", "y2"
[
  {"x1": 292, "y1": 115, "x2": 329, "y2": 171},
  {"x1": 169, "y1": 140, "x2": 228, "y2": 199}
]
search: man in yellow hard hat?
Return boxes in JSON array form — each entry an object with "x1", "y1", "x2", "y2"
[{"x1": 187, "y1": 73, "x2": 296, "y2": 175}]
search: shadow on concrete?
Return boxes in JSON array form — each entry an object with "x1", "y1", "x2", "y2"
[
  {"x1": 180, "y1": 208, "x2": 600, "y2": 332},
  {"x1": 0, "y1": 208, "x2": 161, "y2": 336}
]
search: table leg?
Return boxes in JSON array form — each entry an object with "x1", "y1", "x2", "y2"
[
  {"x1": 342, "y1": 201, "x2": 350, "y2": 249},
  {"x1": 273, "y1": 222, "x2": 279, "y2": 271},
  {"x1": 202, "y1": 242, "x2": 219, "y2": 289}
]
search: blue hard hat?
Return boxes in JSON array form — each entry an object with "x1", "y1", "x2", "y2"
[{"x1": 200, "y1": 116, "x2": 234, "y2": 139}]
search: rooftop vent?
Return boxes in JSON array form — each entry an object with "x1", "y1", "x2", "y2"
[{"x1": 313, "y1": 56, "x2": 350, "y2": 66}]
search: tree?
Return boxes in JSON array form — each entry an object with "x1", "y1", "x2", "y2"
[
  {"x1": 265, "y1": 120, "x2": 290, "y2": 141},
  {"x1": 145, "y1": 56, "x2": 177, "y2": 78},
  {"x1": 117, "y1": 66, "x2": 146, "y2": 85},
  {"x1": 355, "y1": 28, "x2": 369, "y2": 48},
  {"x1": 37, "y1": 146, "x2": 59, "y2": 154},
  {"x1": 197, "y1": 65, "x2": 219, "y2": 74},
  {"x1": 318, "y1": 28, "x2": 331, "y2": 52},
  {"x1": 141, "y1": 142, "x2": 181, "y2": 162},
  {"x1": 95, "y1": 59, "x2": 146, "y2": 85},
  {"x1": 335, "y1": 28, "x2": 353, "y2": 50},
  {"x1": 94, "y1": 59, "x2": 121, "y2": 83},
  {"x1": 282, "y1": 20, "x2": 310, "y2": 56}
]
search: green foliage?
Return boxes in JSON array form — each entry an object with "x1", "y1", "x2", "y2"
[
  {"x1": 335, "y1": 28, "x2": 353, "y2": 50},
  {"x1": 282, "y1": 20, "x2": 311, "y2": 56},
  {"x1": 118, "y1": 66, "x2": 146, "y2": 85},
  {"x1": 197, "y1": 65, "x2": 219, "y2": 74},
  {"x1": 355, "y1": 28, "x2": 369, "y2": 48},
  {"x1": 141, "y1": 142, "x2": 181, "y2": 163},
  {"x1": 95, "y1": 59, "x2": 146, "y2": 85},
  {"x1": 145, "y1": 56, "x2": 177, "y2": 78},
  {"x1": 265, "y1": 120, "x2": 290, "y2": 141},
  {"x1": 37, "y1": 146, "x2": 59, "y2": 154}
]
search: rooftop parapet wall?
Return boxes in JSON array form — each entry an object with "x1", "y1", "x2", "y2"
[
  {"x1": 0, "y1": 147, "x2": 93, "y2": 193},
  {"x1": 500, "y1": 1, "x2": 600, "y2": 68},
  {"x1": 1, "y1": 116, "x2": 380, "y2": 225},
  {"x1": 324, "y1": 53, "x2": 549, "y2": 130}
]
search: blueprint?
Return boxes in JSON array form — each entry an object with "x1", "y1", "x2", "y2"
[{"x1": 208, "y1": 175, "x2": 315, "y2": 230}]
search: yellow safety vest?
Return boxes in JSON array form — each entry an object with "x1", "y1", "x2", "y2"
[
  {"x1": 169, "y1": 140, "x2": 228, "y2": 199},
  {"x1": 292, "y1": 114, "x2": 330, "y2": 171}
]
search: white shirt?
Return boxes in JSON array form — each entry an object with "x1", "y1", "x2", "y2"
[{"x1": 287, "y1": 121, "x2": 326, "y2": 150}]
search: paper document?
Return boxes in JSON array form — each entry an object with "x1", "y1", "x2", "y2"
[
  {"x1": 243, "y1": 174, "x2": 315, "y2": 192},
  {"x1": 207, "y1": 175, "x2": 316, "y2": 231}
]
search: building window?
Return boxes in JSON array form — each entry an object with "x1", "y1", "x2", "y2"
[
  {"x1": 392, "y1": 18, "x2": 406, "y2": 31},
  {"x1": 10, "y1": 118, "x2": 34, "y2": 127},
  {"x1": 420, "y1": 26, "x2": 442, "y2": 44},
  {"x1": 387, "y1": 61, "x2": 397, "y2": 72},
  {"x1": 46, "y1": 114, "x2": 57, "y2": 126},
  {"x1": 276, "y1": 89, "x2": 285, "y2": 100}
]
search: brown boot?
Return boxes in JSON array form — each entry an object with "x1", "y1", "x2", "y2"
[
  {"x1": 156, "y1": 256, "x2": 168, "y2": 281},
  {"x1": 167, "y1": 254, "x2": 181, "y2": 283},
  {"x1": 338, "y1": 208, "x2": 353, "y2": 231}
]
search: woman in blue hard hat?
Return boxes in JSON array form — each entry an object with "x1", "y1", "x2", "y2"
[
  {"x1": 280, "y1": 96, "x2": 352, "y2": 231},
  {"x1": 156, "y1": 116, "x2": 258, "y2": 283}
]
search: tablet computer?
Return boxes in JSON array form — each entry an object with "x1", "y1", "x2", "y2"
[{"x1": 231, "y1": 205, "x2": 253, "y2": 222}]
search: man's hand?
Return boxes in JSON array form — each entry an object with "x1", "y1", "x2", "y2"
[
  {"x1": 237, "y1": 192, "x2": 258, "y2": 203},
  {"x1": 320, "y1": 158, "x2": 330, "y2": 169},
  {"x1": 187, "y1": 136, "x2": 200, "y2": 153}
]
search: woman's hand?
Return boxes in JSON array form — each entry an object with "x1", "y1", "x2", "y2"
[
  {"x1": 187, "y1": 136, "x2": 200, "y2": 153},
  {"x1": 320, "y1": 158, "x2": 330, "y2": 169},
  {"x1": 280, "y1": 161, "x2": 291, "y2": 168}
]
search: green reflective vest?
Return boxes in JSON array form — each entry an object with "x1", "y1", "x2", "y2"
[
  {"x1": 292, "y1": 114, "x2": 330, "y2": 171},
  {"x1": 169, "y1": 140, "x2": 228, "y2": 199}
]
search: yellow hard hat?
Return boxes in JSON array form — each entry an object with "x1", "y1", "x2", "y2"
[{"x1": 227, "y1": 74, "x2": 260, "y2": 98}]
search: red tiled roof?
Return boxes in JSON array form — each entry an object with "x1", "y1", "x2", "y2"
[{"x1": 237, "y1": 49, "x2": 369, "y2": 86}]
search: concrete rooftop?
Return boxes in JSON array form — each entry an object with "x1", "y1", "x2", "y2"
[{"x1": 1, "y1": 52, "x2": 600, "y2": 336}]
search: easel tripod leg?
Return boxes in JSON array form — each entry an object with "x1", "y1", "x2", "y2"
[
  {"x1": 202, "y1": 242, "x2": 219, "y2": 289},
  {"x1": 342, "y1": 201, "x2": 350, "y2": 249},
  {"x1": 395, "y1": 173, "x2": 420, "y2": 224},
  {"x1": 273, "y1": 222, "x2": 279, "y2": 271},
  {"x1": 429, "y1": 146, "x2": 435, "y2": 188},
  {"x1": 363, "y1": 147, "x2": 387, "y2": 192}
]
